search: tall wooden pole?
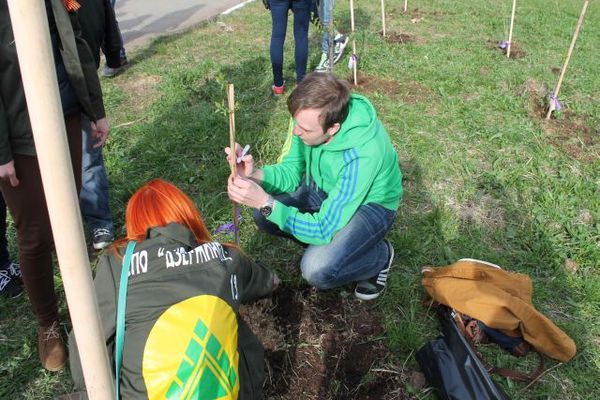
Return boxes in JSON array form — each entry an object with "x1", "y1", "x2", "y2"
[
  {"x1": 381, "y1": 0, "x2": 386, "y2": 37},
  {"x1": 328, "y1": 0, "x2": 334, "y2": 73},
  {"x1": 350, "y1": 0, "x2": 357, "y2": 85},
  {"x1": 506, "y1": 0, "x2": 517, "y2": 58},
  {"x1": 227, "y1": 84, "x2": 240, "y2": 244},
  {"x1": 404, "y1": 0, "x2": 408, "y2": 13},
  {"x1": 546, "y1": 0, "x2": 589, "y2": 119},
  {"x1": 6, "y1": 1, "x2": 114, "y2": 399}
]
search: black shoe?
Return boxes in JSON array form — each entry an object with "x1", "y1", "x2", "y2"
[
  {"x1": 92, "y1": 228, "x2": 114, "y2": 250},
  {"x1": 101, "y1": 57, "x2": 129, "y2": 78},
  {"x1": 0, "y1": 267, "x2": 23, "y2": 299},
  {"x1": 354, "y1": 240, "x2": 394, "y2": 301}
]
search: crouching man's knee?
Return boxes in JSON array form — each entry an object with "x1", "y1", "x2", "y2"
[{"x1": 300, "y1": 256, "x2": 337, "y2": 290}]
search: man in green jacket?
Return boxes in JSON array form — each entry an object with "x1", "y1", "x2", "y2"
[{"x1": 227, "y1": 72, "x2": 402, "y2": 300}]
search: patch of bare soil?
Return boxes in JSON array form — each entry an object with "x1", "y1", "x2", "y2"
[
  {"x1": 348, "y1": 76, "x2": 435, "y2": 105},
  {"x1": 119, "y1": 75, "x2": 161, "y2": 114},
  {"x1": 446, "y1": 194, "x2": 506, "y2": 229},
  {"x1": 381, "y1": 32, "x2": 426, "y2": 45},
  {"x1": 402, "y1": 8, "x2": 454, "y2": 18},
  {"x1": 347, "y1": 75, "x2": 400, "y2": 97},
  {"x1": 240, "y1": 286, "x2": 414, "y2": 400},
  {"x1": 518, "y1": 79, "x2": 599, "y2": 162},
  {"x1": 486, "y1": 39, "x2": 527, "y2": 59}
]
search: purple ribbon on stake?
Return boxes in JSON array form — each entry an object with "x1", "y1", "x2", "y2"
[
  {"x1": 499, "y1": 41, "x2": 510, "y2": 49},
  {"x1": 549, "y1": 92, "x2": 562, "y2": 112},
  {"x1": 347, "y1": 54, "x2": 358, "y2": 69},
  {"x1": 215, "y1": 208, "x2": 243, "y2": 234}
]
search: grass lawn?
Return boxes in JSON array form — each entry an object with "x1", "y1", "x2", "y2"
[{"x1": 1, "y1": 0, "x2": 599, "y2": 398}]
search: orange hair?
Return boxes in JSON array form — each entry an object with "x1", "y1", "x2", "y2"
[{"x1": 114, "y1": 179, "x2": 212, "y2": 249}]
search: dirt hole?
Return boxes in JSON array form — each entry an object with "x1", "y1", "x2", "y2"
[
  {"x1": 518, "y1": 79, "x2": 599, "y2": 162},
  {"x1": 382, "y1": 32, "x2": 416, "y2": 45},
  {"x1": 240, "y1": 285, "x2": 412, "y2": 399},
  {"x1": 486, "y1": 39, "x2": 527, "y2": 59},
  {"x1": 346, "y1": 75, "x2": 435, "y2": 105}
]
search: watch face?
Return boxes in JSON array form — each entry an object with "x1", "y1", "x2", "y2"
[{"x1": 260, "y1": 206, "x2": 272, "y2": 217}]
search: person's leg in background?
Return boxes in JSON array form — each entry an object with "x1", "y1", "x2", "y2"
[
  {"x1": 0, "y1": 113, "x2": 82, "y2": 371},
  {"x1": 269, "y1": 0, "x2": 290, "y2": 94},
  {"x1": 315, "y1": 0, "x2": 348, "y2": 72},
  {"x1": 80, "y1": 114, "x2": 114, "y2": 250},
  {"x1": 291, "y1": 0, "x2": 311, "y2": 83},
  {"x1": 102, "y1": 0, "x2": 129, "y2": 77},
  {"x1": 0, "y1": 193, "x2": 23, "y2": 299}
]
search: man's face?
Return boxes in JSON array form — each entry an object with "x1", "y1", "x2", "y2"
[{"x1": 292, "y1": 108, "x2": 338, "y2": 146}]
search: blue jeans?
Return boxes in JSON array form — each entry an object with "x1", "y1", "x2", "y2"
[
  {"x1": 80, "y1": 115, "x2": 114, "y2": 233},
  {"x1": 254, "y1": 180, "x2": 396, "y2": 289},
  {"x1": 269, "y1": 0, "x2": 311, "y2": 87},
  {"x1": 319, "y1": 0, "x2": 335, "y2": 53}
]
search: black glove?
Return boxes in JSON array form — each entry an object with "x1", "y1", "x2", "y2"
[{"x1": 262, "y1": 0, "x2": 270, "y2": 10}]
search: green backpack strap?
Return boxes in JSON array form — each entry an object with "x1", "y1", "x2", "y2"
[{"x1": 115, "y1": 241, "x2": 136, "y2": 400}]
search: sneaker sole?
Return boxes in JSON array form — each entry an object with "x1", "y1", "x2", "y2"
[
  {"x1": 354, "y1": 240, "x2": 394, "y2": 301},
  {"x1": 93, "y1": 242, "x2": 111, "y2": 250}
]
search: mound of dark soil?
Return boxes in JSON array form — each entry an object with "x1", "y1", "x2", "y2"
[{"x1": 240, "y1": 285, "x2": 414, "y2": 399}]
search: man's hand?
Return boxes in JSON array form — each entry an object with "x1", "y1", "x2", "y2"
[
  {"x1": 90, "y1": 118, "x2": 109, "y2": 148},
  {"x1": 225, "y1": 142, "x2": 254, "y2": 179},
  {"x1": 0, "y1": 160, "x2": 19, "y2": 187},
  {"x1": 227, "y1": 175, "x2": 269, "y2": 209}
]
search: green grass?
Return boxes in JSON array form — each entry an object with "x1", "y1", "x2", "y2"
[{"x1": 1, "y1": 0, "x2": 599, "y2": 398}]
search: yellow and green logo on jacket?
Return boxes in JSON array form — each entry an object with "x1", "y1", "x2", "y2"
[{"x1": 142, "y1": 295, "x2": 239, "y2": 399}]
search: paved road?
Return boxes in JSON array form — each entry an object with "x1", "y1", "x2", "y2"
[{"x1": 114, "y1": 0, "x2": 252, "y2": 50}]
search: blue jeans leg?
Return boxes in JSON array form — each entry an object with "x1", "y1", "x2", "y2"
[
  {"x1": 300, "y1": 203, "x2": 396, "y2": 289},
  {"x1": 291, "y1": 0, "x2": 310, "y2": 83},
  {"x1": 80, "y1": 115, "x2": 114, "y2": 233},
  {"x1": 269, "y1": 0, "x2": 290, "y2": 87},
  {"x1": 269, "y1": 0, "x2": 311, "y2": 86},
  {"x1": 319, "y1": 0, "x2": 334, "y2": 54}
]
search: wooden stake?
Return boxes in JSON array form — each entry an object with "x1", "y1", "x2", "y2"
[
  {"x1": 381, "y1": 0, "x2": 386, "y2": 37},
  {"x1": 227, "y1": 84, "x2": 240, "y2": 244},
  {"x1": 546, "y1": 0, "x2": 589, "y2": 119},
  {"x1": 507, "y1": 0, "x2": 517, "y2": 58},
  {"x1": 350, "y1": 0, "x2": 357, "y2": 85},
  {"x1": 7, "y1": 1, "x2": 114, "y2": 398},
  {"x1": 328, "y1": 0, "x2": 334, "y2": 73},
  {"x1": 404, "y1": 0, "x2": 408, "y2": 13}
]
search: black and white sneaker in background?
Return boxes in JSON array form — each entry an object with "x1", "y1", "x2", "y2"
[
  {"x1": 92, "y1": 228, "x2": 114, "y2": 250},
  {"x1": 0, "y1": 262, "x2": 23, "y2": 299},
  {"x1": 354, "y1": 239, "x2": 394, "y2": 301},
  {"x1": 332, "y1": 34, "x2": 349, "y2": 64}
]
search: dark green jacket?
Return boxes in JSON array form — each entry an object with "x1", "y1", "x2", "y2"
[
  {"x1": 0, "y1": 0, "x2": 105, "y2": 164},
  {"x1": 69, "y1": 223, "x2": 274, "y2": 399},
  {"x1": 78, "y1": 0, "x2": 122, "y2": 69}
]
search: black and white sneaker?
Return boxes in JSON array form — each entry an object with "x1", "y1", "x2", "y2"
[
  {"x1": 332, "y1": 34, "x2": 349, "y2": 64},
  {"x1": 92, "y1": 228, "x2": 114, "y2": 250},
  {"x1": 354, "y1": 240, "x2": 394, "y2": 301},
  {"x1": 0, "y1": 264, "x2": 23, "y2": 299}
]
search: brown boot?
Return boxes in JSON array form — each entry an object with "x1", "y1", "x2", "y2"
[{"x1": 37, "y1": 320, "x2": 67, "y2": 371}]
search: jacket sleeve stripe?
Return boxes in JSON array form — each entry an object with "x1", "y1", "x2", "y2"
[{"x1": 283, "y1": 149, "x2": 359, "y2": 240}]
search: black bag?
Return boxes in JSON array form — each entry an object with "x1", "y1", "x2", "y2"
[{"x1": 415, "y1": 307, "x2": 510, "y2": 400}]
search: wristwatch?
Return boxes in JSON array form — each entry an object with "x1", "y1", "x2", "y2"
[{"x1": 259, "y1": 196, "x2": 275, "y2": 217}]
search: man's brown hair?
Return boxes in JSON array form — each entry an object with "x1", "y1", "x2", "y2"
[{"x1": 287, "y1": 73, "x2": 351, "y2": 131}]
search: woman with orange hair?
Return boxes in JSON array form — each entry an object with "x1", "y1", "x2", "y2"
[{"x1": 69, "y1": 179, "x2": 278, "y2": 399}]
